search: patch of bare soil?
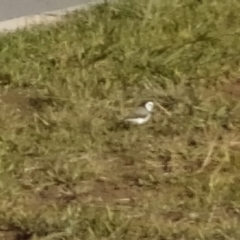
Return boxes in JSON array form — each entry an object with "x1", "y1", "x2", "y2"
[
  {"x1": 81, "y1": 178, "x2": 140, "y2": 204},
  {"x1": 29, "y1": 161, "x2": 158, "y2": 207},
  {"x1": 0, "y1": 88, "x2": 55, "y2": 116},
  {"x1": 0, "y1": 230, "x2": 31, "y2": 240},
  {"x1": 75, "y1": 160, "x2": 164, "y2": 206},
  {"x1": 0, "y1": 90, "x2": 33, "y2": 115},
  {"x1": 18, "y1": 178, "x2": 142, "y2": 212},
  {"x1": 220, "y1": 78, "x2": 240, "y2": 151},
  {"x1": 39, "y1": 184, "x2": 78, "y2": 204},
  {"x1": 0, "y1": 231, "x2": 18, "y2": 240},
  {"x1": 222, "y1": 78, "x2": 240, "y2": 99}
]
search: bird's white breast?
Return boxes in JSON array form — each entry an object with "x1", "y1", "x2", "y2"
[{"x1": 125, "y1": 114, "x2": 151, "y2": 124}]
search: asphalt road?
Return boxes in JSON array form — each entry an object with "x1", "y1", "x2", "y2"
[{"x1": 0, "y1": 0, "x2": 98, "y2": 21}]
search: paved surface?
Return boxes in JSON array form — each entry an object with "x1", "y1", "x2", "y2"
[
  {"x1": 0, "y1": 0, "x2": 98, "y2": 21},
  {"x1": 0, "y1": 0, "x2": 103, "y2": 32}
]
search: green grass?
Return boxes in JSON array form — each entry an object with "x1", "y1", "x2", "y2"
[{"x1": 1, "y1": 0, "x2": 240, "y2": 239}]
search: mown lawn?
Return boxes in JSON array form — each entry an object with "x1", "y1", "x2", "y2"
[{"x1": 1, "y1": 0, "x2": 240, "y2": 239}]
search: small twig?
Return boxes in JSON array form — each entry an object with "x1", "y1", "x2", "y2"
[
  {"x1": 35, "y1": 232, "x2": 67, "y2": 240},
  {"x1": 229, "y1": 141, "x2": 240, "y2": 146},
  {"x1": 33, "y1": 113, "x2": 50, "y2": 126},
  {"x1": 197, "y1": 141, "x2": 216, "y2": 173},
  {"x1": 155, "y1": 102, "x2": 172, "y2": 117}
]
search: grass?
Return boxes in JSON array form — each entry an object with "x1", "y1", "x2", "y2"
[{"x1": 1, "y1": 0, "x2": 240, "y2": 239}]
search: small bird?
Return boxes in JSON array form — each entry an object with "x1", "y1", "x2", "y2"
[{"x1": 124, "y1": 100, "x2": 154, "y2": 125}]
